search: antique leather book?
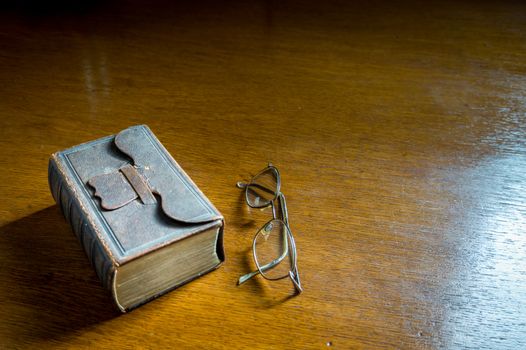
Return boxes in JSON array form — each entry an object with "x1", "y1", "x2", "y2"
[{"x1": 48, "y1": 125, "x2": 224, "y2": 312}]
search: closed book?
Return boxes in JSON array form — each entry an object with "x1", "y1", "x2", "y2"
[{"x1": 48, "y1": 125, "x2": 224, "y2": 312}]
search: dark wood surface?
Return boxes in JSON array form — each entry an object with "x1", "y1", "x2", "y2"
[{"x1": 1, "y1": 1, "x2": 525, "y2": 348}]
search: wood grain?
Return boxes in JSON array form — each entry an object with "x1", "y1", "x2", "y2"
[{"x1": 1, "y1": 0, "x2": 525, "y2": 348}]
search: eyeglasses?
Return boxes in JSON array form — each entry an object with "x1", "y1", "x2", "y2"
[{"x1": 236, "y1": 163, "x2": 302, "y2": 294}]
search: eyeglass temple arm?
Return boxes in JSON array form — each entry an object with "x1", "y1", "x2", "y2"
[
  {"x1": 239, "y1": 263, "x2": 302, "y2": 294},
  {"x1": 237, "y1": 255, "x2": 284, "y2": 285},
  {"x1": 238, "y1": 257, "x2": 303, "y2": 294},
  {"x1": 238, "y1": 270, "x2": 258, "y2": 285},
  {"x1": 277, "y1": 196, "x2": 302, "y2": 293},
  {"x1": 286, "y1": 232, "x2": 303, "y2": 294},
  {"x1": 274, "y1": 194, "x2": 290, "y2": 265},
  {"x1": 277, "y1": 193, "x2": 288, "y2": 224}
]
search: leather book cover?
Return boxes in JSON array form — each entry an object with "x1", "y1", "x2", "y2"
[{"x1": 48, "y1": 125, "x2": 225, "y2": 311}]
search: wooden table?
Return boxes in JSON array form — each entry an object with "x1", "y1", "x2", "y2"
[{"x1": 1, "y1": 1, "x2": 525, "y2": 348}]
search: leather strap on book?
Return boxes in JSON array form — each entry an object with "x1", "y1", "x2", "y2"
[{"x1": 120, "y1": 164, "x2": 157, "y2": 205}]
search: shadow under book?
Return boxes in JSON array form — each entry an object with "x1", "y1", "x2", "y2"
[{"x1": 48, "y1": 125, "x2": 224, "y2": 312}]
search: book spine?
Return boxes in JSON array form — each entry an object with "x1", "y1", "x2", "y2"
[{"x1": 48, "y1": 155, "x2": 115, "y2": 292}]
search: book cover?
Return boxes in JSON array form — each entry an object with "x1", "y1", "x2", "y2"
[{"x1": 48, "y1": 125, "x2": 225, "y2": 312}]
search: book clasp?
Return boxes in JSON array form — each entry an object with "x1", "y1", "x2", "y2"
[{"x1": 88, "y1": 164, "x2": 156, "y2": 211}]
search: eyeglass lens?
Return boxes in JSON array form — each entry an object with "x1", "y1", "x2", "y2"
[
  {"x1": 246, "y1": 167, "x2": 279, "y2": 208},
  {"x1": 254, "y1": 219, "x2": 293, "y2": 280}
]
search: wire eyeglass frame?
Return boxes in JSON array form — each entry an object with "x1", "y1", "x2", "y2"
[{"x1": 236, "y1": 163, "x2": 302, "y2": 294}]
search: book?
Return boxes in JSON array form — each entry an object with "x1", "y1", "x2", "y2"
[{"x1": 48, "y1": 125, "x2": 224, "y2": 312}]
